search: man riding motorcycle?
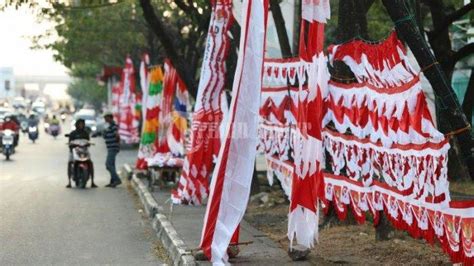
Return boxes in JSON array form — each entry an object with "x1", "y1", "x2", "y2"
[
  {"x1": 49, "y1": 115, "x2": 61, "y2": 137},
  {"x1": 0, "y1": 116, "x2": 20, "y2": 146},
  {"x1": 28, "y1": 113, "x2": 39, "y2": 127},
  {"x1": 67, "y1": 119, "x2": 97, "y2": 188}
]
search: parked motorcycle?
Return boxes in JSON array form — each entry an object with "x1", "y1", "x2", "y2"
[
  {"x1": 67, "y1": 138, "x2": 94, "y2": 188},
  {"x1": 2, "y1": 129, "x2": 15, "y2": 160},
  {"x1": 28, "y1": 125, "x2": 39, "y2": 143}
]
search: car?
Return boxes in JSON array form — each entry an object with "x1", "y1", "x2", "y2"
[
  {"x1": 71, "y1": 110, "x2": 99, "y2": 137},
  {"x1": 32, "y1": 101, "x2": 46, "y2": 117},
  {"x1": 0, "y1": 107, "x2": 14, "y2": 120}
]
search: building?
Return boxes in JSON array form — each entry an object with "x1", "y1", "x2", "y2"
[{"x1": 0, "y1": 67, "x2": 15, "y2": 99}]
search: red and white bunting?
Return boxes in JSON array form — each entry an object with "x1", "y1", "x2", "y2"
[
  {"x1": 323, "y1": 76, "x2": 443, "y2": 147},
  {"x1": 328, "y1": 32, "x2": 417, "y2": 88},
  {"x1": 302, "y1": 0, "x2": 330, "y2": 23},
  {"x1": 324, "y1": 174, "x2": 473, "y2": 265}
]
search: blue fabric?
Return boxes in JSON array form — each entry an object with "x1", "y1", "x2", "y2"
[{"x1": 106, "y1": 150, "x2": 120, "y2": 184}]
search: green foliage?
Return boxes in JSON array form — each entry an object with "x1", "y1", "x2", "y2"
[
  {"x1": 366, "y1": 2, "x2": 393, "y2": 40},
  {"x1": 67, "y1": 76, "x2": 107, "y2": 110},
  {"x1": 33, "y1": 1, "x2": 153, "y2": 68},
  {"x1": 327, "y1": 0, "x2": 393, "y2": 44}
]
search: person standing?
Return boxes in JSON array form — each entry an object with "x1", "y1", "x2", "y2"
[{"x1": 103, "y1": 112, "x2": 122, "y2": 188}]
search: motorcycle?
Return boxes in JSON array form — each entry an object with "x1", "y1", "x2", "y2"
[
  {"x1": 60, "y1": 114, "x2": 67, "y2": 123},
  {"x1": 67, "y1": 138, "x2": 94, "y2": 188},
  {"x1": 28, "y1": 125, "x2": 39, "y2": 143},
  {"x1": 2, "y1": 129, "x2": 15, "y2": 160},
  {"x1": 49, "y1": 124, "x2": 61, "y2": 138}
]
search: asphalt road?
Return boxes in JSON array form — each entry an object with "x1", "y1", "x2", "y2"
[{"x1": 0, "y1": 123, "x2": 160, "y2": 265}]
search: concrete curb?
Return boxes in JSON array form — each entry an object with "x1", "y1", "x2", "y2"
[
  {"x1": 121, "y1": 163, "x2": 133, "y2": 180},
  {"x1": 130, "y1": 174, "x2": 196, "y2": 266}
]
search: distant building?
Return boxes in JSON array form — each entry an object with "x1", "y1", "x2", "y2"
[{"x1": 0, "y1": 67, "x2": 15, "y2": 99}]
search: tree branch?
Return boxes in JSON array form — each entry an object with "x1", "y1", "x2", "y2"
[
  {"x1": 269, "y1": 0, "x2": 292, "y2": 58},
  {"x1": 452, "y1": 42, "x2": 474, "y2": 65},
  {"x1": 444, "y1": 3, "x2": 473, "y2": 29},
  {"x1": 426, "y1": 2, "x2": 473, "y2": 39},
  {"x1": 139, "y1": 0, "x2": 197, "y2": 97}
]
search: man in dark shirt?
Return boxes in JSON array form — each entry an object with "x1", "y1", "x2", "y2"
[
  {"x1": 67, "y1": 119, "x2": 96, "y2": 188},
  {"x1": 69, "y1": 119, "x2": 90, "y2": 142},
  {"x1": 103, "y1": 112, "x2": 121, "y2": 188}
]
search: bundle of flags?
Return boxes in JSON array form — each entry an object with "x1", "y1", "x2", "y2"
[
  {"x1": 145, "y1": 60, "x2": 188, "y2": 168},
  {"x1": 136, "y1": 66, "x2": 165, "y2": 170}
]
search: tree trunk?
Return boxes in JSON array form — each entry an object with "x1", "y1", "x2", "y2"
[
  {"x1": 250, "y1": 163, "x2": 261, "y2": 195},
  {"x1": 425, "y1": 0, "x2": 455, "y2": 80},
  {"x1": 382, "y1": 0, "x2": 473, "y2": 180},
  {"x1": 139, "y1": 0, "x2": 198, "y2": 98},
  {"x1": 269, "y1": 0, "x2": 293, "y2": 58},
  {"x1": 375, "y1": 212, "x2": 394, "y2": 240}
]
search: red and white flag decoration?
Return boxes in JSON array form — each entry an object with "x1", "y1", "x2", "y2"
[
  {"x1": 287, "y1": 0, "x2": 330, "y2": 249},
  {"x1": 139, "y1": 53, "x2": 150, "y2": 118},
  {"x1": 173, "y1": 0, "x2": 234, "y2": 205},
  {"x1": 111, "y1": 83, "x2": 121, "y2": 123},
  {"x1": 255, "y1": 15, "x2": 473, "y2": 264},
  {"x1": 118, "y1": 56, "x2": 140, "y2": 144},
  {"x1": 199, "y1": 0, "x2": 269, "y2": 263},
  {"x1": 328, "y1": 32, "x2": 416, "y2": 88}
]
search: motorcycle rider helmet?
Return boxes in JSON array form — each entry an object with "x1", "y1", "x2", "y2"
[{"x1": 75, "y1": 118, "x2": 85, "y2": 129}]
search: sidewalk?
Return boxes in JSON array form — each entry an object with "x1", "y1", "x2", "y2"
[{"x1": 130, "y1": 173, "x2": 308, "y2": 265}]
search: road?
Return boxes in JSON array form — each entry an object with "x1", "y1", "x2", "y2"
[{"x1": 0, "y1": 124, "x2": 160, "y2": 265}]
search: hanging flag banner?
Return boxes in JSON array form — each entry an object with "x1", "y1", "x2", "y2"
[
  {"x1": 173, "y1": 0, "x2": 234, "y2": 205},
  {"x1": 199, "y1": 0, "x2": 269, "y2": 263},
  {"x1": 118, "y1": 56, "x2": 140, "y2": 144}
]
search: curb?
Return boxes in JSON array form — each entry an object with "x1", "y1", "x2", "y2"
[
  {"x1": 121, "y1": 163, "x2": 133, "y2": 180},
  {"x1": 131, "y1": 174, "x2": 196, "y2": 266}
]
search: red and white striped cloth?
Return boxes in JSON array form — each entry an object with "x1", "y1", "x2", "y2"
[
  {"x1": 199, "y1": 0, "x2": 269, "y2": 263},
  {"x1": 172, "y1": 0, "x2": 233, "y2": 206},
  {"x1": 118, "y1": 56, "x2": 140, "y2": 144}
]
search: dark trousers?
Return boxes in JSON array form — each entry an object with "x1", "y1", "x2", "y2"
[{"x1": 106, "y1": 150, "x2": 120, "y2": 184}]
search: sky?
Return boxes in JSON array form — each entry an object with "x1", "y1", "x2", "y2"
[
  {"x1": 0, "y1": 4, "x2": 69, "y2": 99},
  {"x1": 0, "y1": 5, "x2": 68, "y2": 77}
]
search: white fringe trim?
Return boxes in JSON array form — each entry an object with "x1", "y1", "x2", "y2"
[{"x1": 288, "y1": 204, "x2": 319, "y2": 249}]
